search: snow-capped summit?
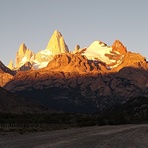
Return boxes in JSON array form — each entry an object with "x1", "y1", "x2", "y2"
[
  {"x1": 82, "y1": 41, "x2": 112, "y2": 63},
  {"x1": 82, "y1": 40, "x2": 126, "y2": 69}
]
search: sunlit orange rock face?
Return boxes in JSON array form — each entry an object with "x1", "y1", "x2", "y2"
[
  {"x1": 0, "y1": 72, "x2": 13, "y2": 87},
  {"x1": 114, "y1": 52, "x2": 147, "y2": 71},
  {"x1": 45, "y1": 53, "x2": 100, "y2": 73},
  {"x1": 45, "y1": 48, "x2": 147, "y2": 74},
  {"x1": 3, "y1": 39, "x2": 148, "y2": 113},
  {"x1": 0, "y1": 61, "x2": 14, "y2": 87},
  {"x1": 112, "y1": 40, "x2": 127, "y2": 55}
]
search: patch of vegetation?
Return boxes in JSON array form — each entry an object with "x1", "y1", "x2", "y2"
[
  {"x1": 0, "y1": 96, "x2": 148, "y2": 133},
  {"x1": 100, "y1": 96, "x2": 148, "y2": 124}
]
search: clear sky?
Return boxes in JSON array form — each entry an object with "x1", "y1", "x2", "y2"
[{"x1": 0, "y1": 0, "x2": 148, "y2": 65}]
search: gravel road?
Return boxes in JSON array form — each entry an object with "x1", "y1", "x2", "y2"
[{"x1": 0, "y1": 124, "x2": 148, "y2": 148}]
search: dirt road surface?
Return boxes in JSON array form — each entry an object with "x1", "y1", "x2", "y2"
[{"x1": 0, "y1": 124, "x2": 148, "y2": 148}]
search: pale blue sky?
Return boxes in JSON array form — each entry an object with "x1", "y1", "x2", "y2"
[{"x1": 0, "y1": 0, "x2": 148, "y2": 65}]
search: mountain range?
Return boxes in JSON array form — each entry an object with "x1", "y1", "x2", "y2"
[
  {"x1": 1, "y1": 30, "x2": 148, "y2": 113},
  {"x1": 8, "y1": 30, "x2": 69, "y2": 70}
]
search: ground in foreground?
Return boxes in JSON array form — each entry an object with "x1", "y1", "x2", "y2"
[{"x1": 0, "y1": 124, "x2": 148, "y2": 148}]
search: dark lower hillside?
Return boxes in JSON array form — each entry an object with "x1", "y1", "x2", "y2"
[
  {"x1": 0, "y1": 87, "x2": 49, "y2": 114},
  {"x1": 4, "y1": 67, "x2": 148, "y2": 113},
  {"x1": 99, "y1": 96, "x2": 148, "y2": 124},
  {"x1": 16, "y1": 88, "x2": 99, "y2": 113},
  {"x1": 0, "y1": 90, "x2": 148, "y2": 133},
  {"x1": 0, "y1": 97, "x2": 148, "y2": 126}
]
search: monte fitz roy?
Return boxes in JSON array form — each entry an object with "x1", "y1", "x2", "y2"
[{"x1": 0, "y1": 30, "x2": 148, "y2": 113}]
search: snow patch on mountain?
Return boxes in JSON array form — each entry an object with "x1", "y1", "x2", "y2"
[
  {"x1": 83, "y1": 41, "x2": 112, "y2": 64},
  {"x1": 39, "y1": 50, "x2": 53, "y2": 59},
  {"x1": 22, "y1": 56, "x2": 27, "y2": 63},
  {"x1": 33, "y1": 61, "x2": 49, "y2": 69},
  {"x1": 82, "y1": 41, "x2": 125, "y2": 69},
  {"x1": 40, "y1": 49, "x2": 53, "y2": 56},
  {"x1": 19, "y1": 56, "x2": 34, "y2": 68}
]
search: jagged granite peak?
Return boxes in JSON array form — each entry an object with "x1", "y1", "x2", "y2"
[
  {"x1": 14, "y1": 31, "x2": 70, "y2": 70},
  {"x1": 45, "y1": 30, "x2": 69, "y2": 55},
  {"x1": 7, "y1": 60, "x2": 14, "y2": 70},
  {"x1": 15, "y1": 43, "x2": 35, "y2": 68},
  {"x1": 18, "y1": 43, "x2": 27, "y2": 55}
]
